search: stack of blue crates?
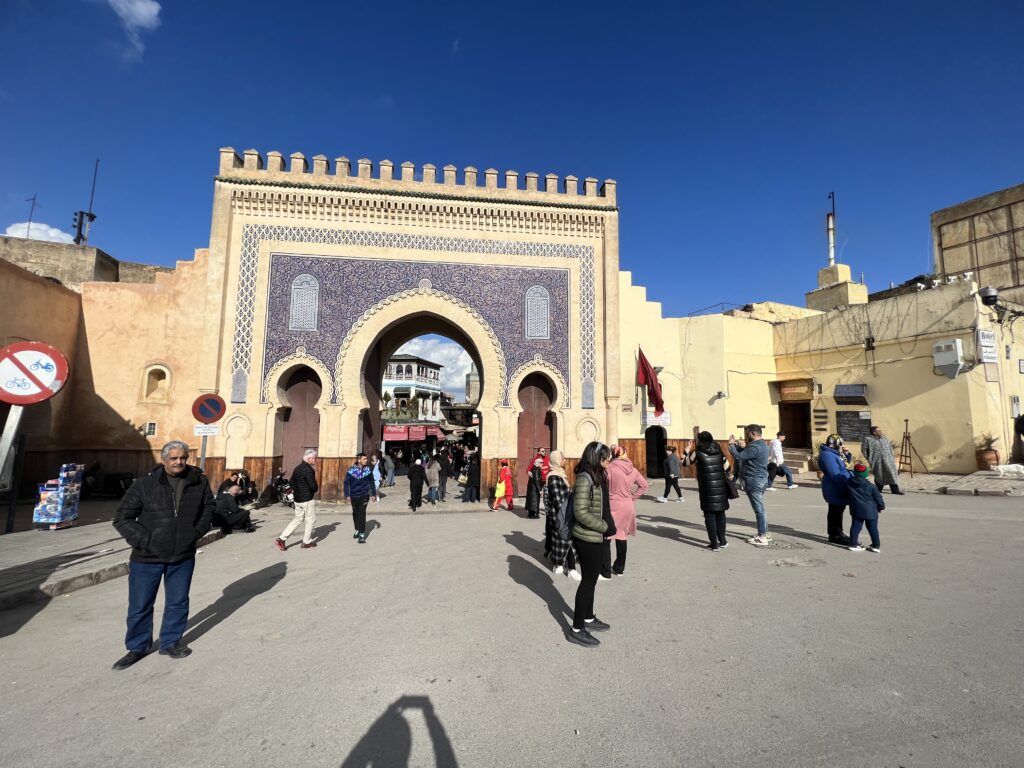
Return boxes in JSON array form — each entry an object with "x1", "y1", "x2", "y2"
[{"x1": 33, "y1": 463, "x2": 84, "y2": 527}]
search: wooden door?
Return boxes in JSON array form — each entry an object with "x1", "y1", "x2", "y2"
[
  {"x1": 779, "y1": 402, "x2": 811, "y2": 448},
  {"x1": 282, "y1": 367, "x2": 322, "y2": 471},
  {"x1": 516, "y1": 373, "x2": 554, "y2": 491}
]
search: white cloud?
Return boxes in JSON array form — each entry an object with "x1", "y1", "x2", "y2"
[
  {"x1": 106, "y1": 0, "x2": 162, "y2": 59},
  {"x1": 395, "y1": 335, "x2": 474, "y2": 401},
  {"x1": 5, "y1": 222, "x2": 75, "y2": 244}
]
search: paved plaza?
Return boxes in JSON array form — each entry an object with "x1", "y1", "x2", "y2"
[{"x1": 1, "y1": 484, "x2": 1022, "y2": 767}]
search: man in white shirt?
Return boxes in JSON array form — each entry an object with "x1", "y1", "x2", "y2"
[{"x1": 766, "y1": 431, "x2": 797, "y2": 490}]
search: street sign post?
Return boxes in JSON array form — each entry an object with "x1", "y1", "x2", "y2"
[
  {"x1": 190, "y1": 394, "x2": 227, "y2": 470},
  {"x1": 0, "y1": 341, "x2": 70, "y2": 535}
]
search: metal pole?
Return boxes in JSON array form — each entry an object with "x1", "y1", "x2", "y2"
[
  {"x1": 0, "y1": 405, "x2": 25, "y2": 486},
  {"x1": 199, "y1": 434, "x2": 208, "y2": 472},
  {"x1": 5, "y1": 434, "x2": 26, "y2": 534}
]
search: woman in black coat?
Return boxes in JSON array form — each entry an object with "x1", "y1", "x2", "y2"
[
  {"x1": 463, "y1": 453, "x2": 481, "y2": 503},
  {"x1": 694, "y1": 431, "x2": 731, "y2": 550},
  {"x1": 407, "y1": 458, "x2": 426, "y2": 511},
  {"x1": 525, "y1": 459, "x2": 543, "y2": 519}
]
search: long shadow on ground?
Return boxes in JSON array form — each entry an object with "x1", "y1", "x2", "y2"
[
  {"x1": 0, "y1": 551, "x2": 111, "y2": 637},
  {"x1": 183, "y1": 561, "x2": 287, "y2": 645},
  {"x1": 507, "y1": 554, "x2": 571, "y2": 631},
  {"x1": 340, "y1": 695, "x2": 458, "y2": 767}
]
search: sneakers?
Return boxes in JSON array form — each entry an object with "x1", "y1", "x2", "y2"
[
  {"x1": 719, "y1": 541, "x2": 729, "y2": 549},
  {"x1": 274, "y1": 538, "x2": 286, "y2": 552},
  {"x1": 764, "y1": 486, "x2": 776, "y2": 492},
  {"x1": 158, "y1": 642, "x2": 192, "y2": 659},
  {"x1": 358, "y1": 533, "x2": 366, "y2": 544},
  {"x1": 566, "y1": 569, "x2": 582, "y2": 581},
  {"x1": 848, "y1": 544, "x2": 865, "y2": 552},
  {"x1": 567, "y1": 628, "x2": 600, "y2": 647},
  {"x1": 552, "y1": 565, "x2": 565, "y2": 575},
  {"x1": 300, "y1": 541, "x2": 317, "y2": 549},
  {"x1": 584, "y1": 616, "x2": 610, "y2": 632},
  {"x1": 748, "y1": 535, "x2": 770, "y2": 547},
  {"x1": 655, "y1": 497, "x2": 668, "y2": 503},
  {"x1": 786, "y1": 485, "x2": 797, "y2": 490},
  {"x1": 352, "y1": 531, "x2": 360, "y2": 539},
  {"x1": 866, "y1": 545, "x2": 881, "y2": 553},
  {"x1": 707, "y1": 544, "x2": 720, "y2": 552},
  {"x1": 674, "y1": 497, "x2": 684, "y2": 502},
  {"x1": 598, "y1": 574, "x2": 612, "y2": 581}
]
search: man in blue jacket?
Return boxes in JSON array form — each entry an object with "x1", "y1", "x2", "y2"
[
  {"x1": 344, "y1": 452, "x2": 378, "y2": 543},
  {"x1": 730, "y1": 424, "x2": 771, "y2": 546}
]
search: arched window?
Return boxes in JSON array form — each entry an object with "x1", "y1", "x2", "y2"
[
  {"x1": 288, "y1": 274, "x2": 320, "y2": 331},
  {"x1": 405, "y1": 364, "x2": 413, "y2": 376},
  {"x1": 524, "y1": 285, "x2": 551, "y2": 339},
  {"x1": 142, "y1": 364, "x2": 171, "y2": 402}
]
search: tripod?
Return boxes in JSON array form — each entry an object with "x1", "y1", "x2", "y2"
[{"x1": 898, "y1": 419, "x2": 929, "y2": 477}]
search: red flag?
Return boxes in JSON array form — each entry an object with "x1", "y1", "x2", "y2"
[{"x1": 636, "y1": 348, "x2": 665, "y2": 416}]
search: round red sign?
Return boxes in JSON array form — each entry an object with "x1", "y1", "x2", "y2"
[
  {"x1": 0, "y1": 341, "x2": 70, "y2": 406},
  {"x1": 191, "y1": 393, "x2": 227, "y2": 424}
]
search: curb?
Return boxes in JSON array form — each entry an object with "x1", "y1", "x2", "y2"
[{"x1": 0, "y1": 530, "x2": 226, "y2": 611}]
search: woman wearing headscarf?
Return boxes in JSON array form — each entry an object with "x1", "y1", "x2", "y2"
[
  {"x1": 462, "y1": 452, "x2": 481, "y2": 503},
  {"x1": 525, "y1": 458, "x2": 543, "y2": 519},
  {"x1": 568, "y1": 442, "x2": 615, "y2": 648},
  {"x1": 493, "y1": 460, "x2": 514, "y2": 511},
  {"x1": 818, "y1": 434, "x2": 853, "y2": 545},
  {"x1": 544, "y1": 450, "x2": 580, "y2": 581},
  {"x1": 407, "y1": 458, "x2": 426, "y2": 512},
  {"x1": 606, "y1": 445, "x2": 648, "y2": 575},
  {"x1": 694, "y1": 431, "x2": 730, "y2": 550}
]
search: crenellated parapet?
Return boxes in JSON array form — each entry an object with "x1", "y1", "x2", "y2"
[{"x1": 217, "y1": 148, "x2": 617, "y2": 208}]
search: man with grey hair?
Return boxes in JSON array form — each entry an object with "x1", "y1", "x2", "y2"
[
  {"x1": 111, "y1": 440, "x2": 215, "y2": 670},
  {"x1": 275, "y1": 448, "x2": 319, "y2": 550}
]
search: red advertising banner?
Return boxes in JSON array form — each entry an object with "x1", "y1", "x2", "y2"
[
  {"x1": 407, "y1": 425, "x2": 427, "y2": 440},
  {"x1": 383, "y1": 425, "x2": 409, "y2": 440}
]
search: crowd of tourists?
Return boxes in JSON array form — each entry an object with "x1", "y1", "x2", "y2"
[{"x1": 108, "y1": 424, "x2": 899, "y2": 668}]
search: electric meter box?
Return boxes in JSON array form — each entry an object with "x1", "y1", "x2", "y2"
[{"x1": 933, "y1": 338, "x2": 964, "y2": 378}]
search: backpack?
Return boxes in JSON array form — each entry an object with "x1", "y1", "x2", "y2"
[{"x1": 556, "y1": 489, "x2": 575, "y2": 542}]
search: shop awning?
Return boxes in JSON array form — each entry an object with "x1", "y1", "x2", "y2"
[
  {"x1": 408, "y1": 425, "x2": 427, "y2": 440},
  {"x1": 834, "y1": 384, "x2": 868, "y2": 405},
  {"x1": 383, "y1": 425, "x2": 409, "y2": 440}
]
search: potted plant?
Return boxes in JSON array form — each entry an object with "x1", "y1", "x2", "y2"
[
  {"x1": 381, "y1": 391, "x2": 392, "y2": 415},
  {"x1": 975, "y1": 433, "x2": 1000, "y2": 470}
]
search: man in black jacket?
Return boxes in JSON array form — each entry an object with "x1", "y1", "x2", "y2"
[
  {"x1": 111, "y1": 440, "x2": 215, "y2": 670},
  {"x1": 213, "y1": 484, "x2": 255, "y2": 534},
  {"x1": 275, "y1": 448, "x2": 319, "y2": 550}
]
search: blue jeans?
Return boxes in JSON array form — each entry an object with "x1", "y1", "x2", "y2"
[
  {"x1": 125, "y1": 558, "x2": 195, "y2": 652},
  {"x1": 746, "y1": 487, "x2": 767, "y2": 536},
  {"x1": 427, "y1": 487, "x2": 437, "y2": 503},
  {"x1": 386, "y1": 468, "x2": 395, "y2": 486},
  {"x1": 439, "y1": 477, "x2": 447, "y2": 501},
  {"x1": 778, "y1": 464, "x2": 794, "y2": 486},
  {"x1": 850, "y1": 518, "x2": 880, "y2": 548}
]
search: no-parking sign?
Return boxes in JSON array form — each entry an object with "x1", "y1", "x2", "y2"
[
  {"x1": 192, "y1": 394, "x2": 227, "y2": 424},
  {"x1": 0, "y1": 342, "x2": 70, "y2": 405}
]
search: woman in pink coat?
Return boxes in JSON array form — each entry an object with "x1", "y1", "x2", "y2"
[{"x1": 606, "y1": 445, "x2": 649, "y2": 575}]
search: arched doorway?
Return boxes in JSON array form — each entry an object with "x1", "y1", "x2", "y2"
[
  {"x1": 645, "y1": 425, "x2": 667, "y2": 479},
  {"x1": 281, "y1": 367, "x2": 321, "y2": 470},
  {"x1": 517, "y1": 373, "x2": 555, "y2": 489}
]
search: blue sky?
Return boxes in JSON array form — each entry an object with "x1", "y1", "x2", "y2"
[{"x1": 3, "y1": 0, "x2": 1023, "y2": 321}]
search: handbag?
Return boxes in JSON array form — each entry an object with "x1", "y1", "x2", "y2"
[
  {"x1": 726, "y1": 477, "x2": 740, "y2": 500},
  {"x1": 457, "y1": 471, "x2": 468, "y2": 485}
]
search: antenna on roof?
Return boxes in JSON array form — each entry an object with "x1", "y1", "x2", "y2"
[
  {"x1": 73, "y1": 158, "x2": 100, "y2": 245},
  {"x1": 826, "y1": 191, "x2": 836, "y2": 267},
  {"x1": 24, "y1": 194, "x2": 39, "y2": 240}
]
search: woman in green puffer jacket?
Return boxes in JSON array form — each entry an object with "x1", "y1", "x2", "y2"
[{"x1": 568, "y1": 441, "x2": 616, "y2": 648}]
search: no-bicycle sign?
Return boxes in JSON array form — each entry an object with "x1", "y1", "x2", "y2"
[{"x1": 0, "y1": 342, "x2": 70, "y2": 406}]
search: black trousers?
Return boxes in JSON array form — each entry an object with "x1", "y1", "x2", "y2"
[
  {"x1": 351, "y1": 495, "x2": 369, "y2": 532},
  {"x1": 213, "y1": 508, "x2": 251, "y2": 531},
  {"x1": 875, "y1": 482, "x2": 901, "y2": 493},
  {"x1": 573, "y1": 539, "x2": 602, "y2": 630},
  {"x1": 601, "y1": 539, "x2": 613, "y2": 577},
  {"x1": 663, "y1": 476, "x2": 683, "y2": 499},
  {"x1": 612, "y1": 540, "x2": 627, "y2": 574},
  {"x1": 827, "y1": 503, "x2": 846, "y2": 538},
  {"x1": 463, "y1": 485, "x2": 479, "y2": 502},
  {"x1": 439, "y1": 475, "x2": 448, "y2": 501},
  {"x1": 704, "y1": 511, "x2": 726, "y2": 546}
]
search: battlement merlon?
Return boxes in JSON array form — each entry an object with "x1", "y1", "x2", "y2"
[{"x1": 217, "y1": 148, "x2": 617, "y2": 208}]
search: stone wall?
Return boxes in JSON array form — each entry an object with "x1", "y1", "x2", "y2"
[{"x1": 0, "y1": 236, "x2": 172, "y2": 292}]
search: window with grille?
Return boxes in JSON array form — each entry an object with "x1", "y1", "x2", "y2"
[
  {"x1": 289, "y1": 274, "x2": 320, "y2": 331},
  {"x1": 524, "y1": 285, "x2": 551, "y2": 339}
]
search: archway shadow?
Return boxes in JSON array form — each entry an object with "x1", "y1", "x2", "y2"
[
  {"x1": 182, "y1": 562, "x2": 287, "y2": 645},
  {"x1": 507, "y1": 554, "x2": 571, "y2": 631},
  {"x1": 637, "y1": 513, "x2": 705, "y2": 532},
  {"x1": 340, "y1": 695, "x2": 458, "y2": 768},
  {"x1": 637, "y1": 522, "x2": 708, "y2": 549},
  {"x1": 502, "y1": 529, "x2": 548, "y2": 569}
]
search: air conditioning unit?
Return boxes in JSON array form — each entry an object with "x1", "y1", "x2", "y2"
[{"x1": 933, "y1": 339, "x2": 964, "y2": 378}]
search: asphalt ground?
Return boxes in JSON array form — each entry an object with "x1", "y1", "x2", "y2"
[{"x1": 0, "y1": 485, "x2": 1022, "y2": 767}]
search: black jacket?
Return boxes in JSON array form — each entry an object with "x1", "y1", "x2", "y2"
[
  {"x1": 695, "y1": 444, "x2": 731, "y2": 514},
  {"x1": 525, "y1": 465, "x2": 543, "y2": 512},
  {"x1": 113, "y1": 465, "x2": 215, "y2": 564},
  {"x1": 466, "y1": 459, "x2": 480, "y2": 487},
  {"x1": 291, "y1": 461, "x2": 318, "y2": 503},
  {"x1": 437, "y1": 454, "x2": 450, "y2": 479}
]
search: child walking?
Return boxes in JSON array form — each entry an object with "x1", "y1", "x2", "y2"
[{"x1": 847, "y1": 462, "x2": 884, "y2": 552}]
